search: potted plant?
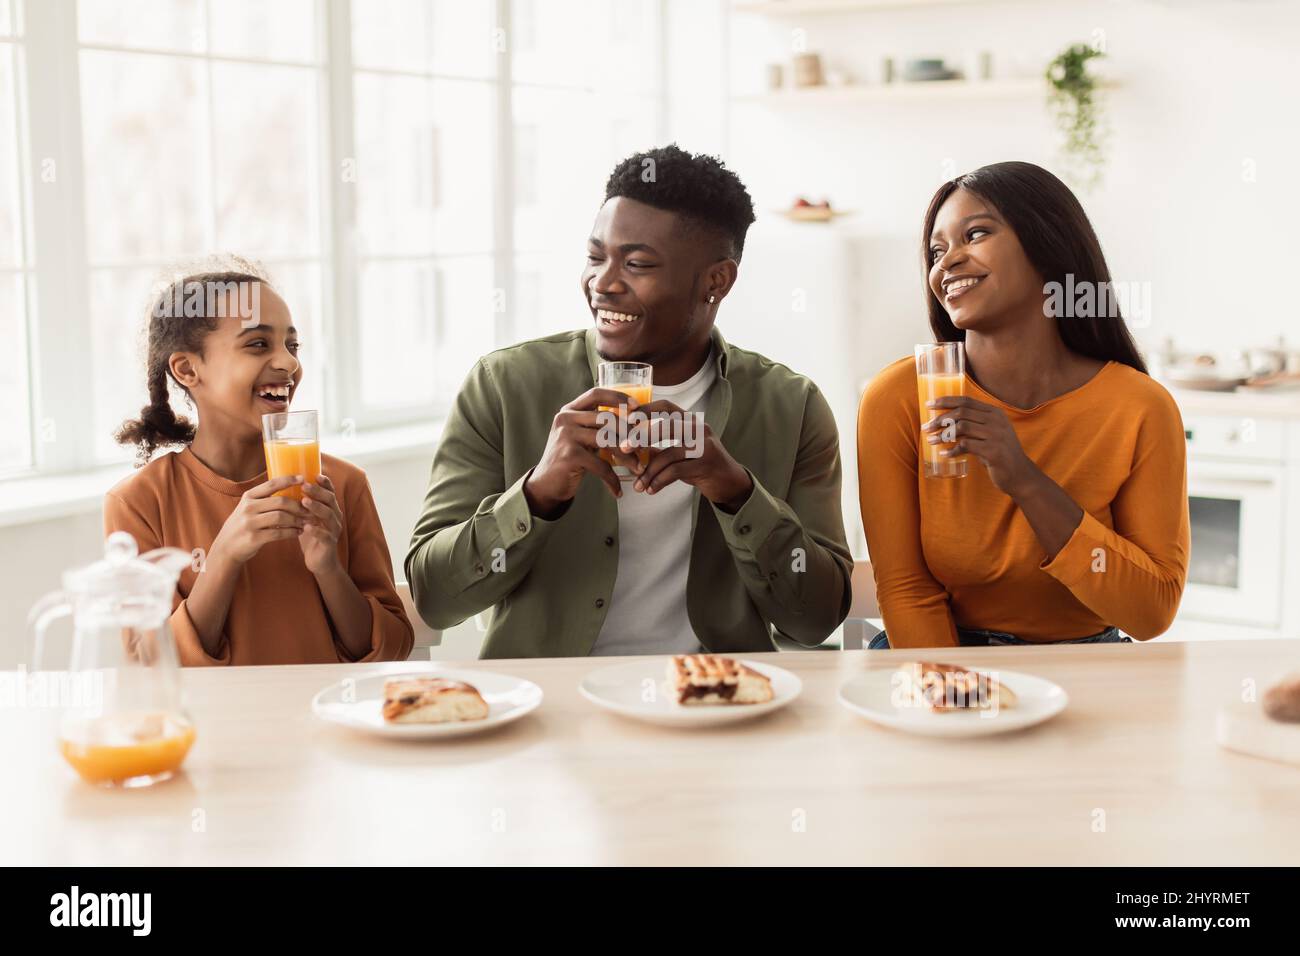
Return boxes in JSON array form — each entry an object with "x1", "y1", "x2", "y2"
[{"x1": 1047, "y1": 43, "x2": 1106, "y2": 191}]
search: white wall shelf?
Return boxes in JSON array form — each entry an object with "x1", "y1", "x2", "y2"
[
  {"x1": 732, "y1": 0, "x2": 1041, "y2": 15},
  {"x1": 735, "y1": 77, "x2": 1118, "y2": 105}
]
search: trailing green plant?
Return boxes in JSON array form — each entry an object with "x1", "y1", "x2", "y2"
[{"x1": 1047, "y1": 43, "x2": 1106, "y2": 191}]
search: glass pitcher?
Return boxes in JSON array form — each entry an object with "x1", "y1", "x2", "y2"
[{"x1": 29, "y1": 531, "x2": 196, "y2": 788}]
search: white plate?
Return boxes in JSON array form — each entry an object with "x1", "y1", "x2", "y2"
[
  {"x1": 580, "y1": 658, "x2": 800, "y2": 727},
  {"x1": 312, "y1": 669, "x2": 543, "y2": 739},
  {"x1": 838, "y1": 666, "x2": 1067, "y2": 737}
]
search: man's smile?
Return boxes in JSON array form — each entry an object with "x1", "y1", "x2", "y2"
[{"x1": 595, "y1": 307, "x2": 643, "y2": 334}]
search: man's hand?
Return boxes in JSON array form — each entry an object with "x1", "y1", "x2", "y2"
[
  {"x1": 625, "y1": 400, "x2": 753, "y2": 513},
  {"x1": 523, "y1": 387, "x2": 643, "y2": 518}
]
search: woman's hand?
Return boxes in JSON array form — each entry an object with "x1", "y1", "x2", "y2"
[
  {"x1": 298, "y1": 474, "x2": 345, "y2": 575},
  {"x1": 210, "y1": 474, "x2": 309, "y2": 567},
  {"x1": 926, "y1": 395, "x2": 1085, "y2": 560},
  {"x1": 923, "y1": 395, "x2": 1037, "y2": 497}
]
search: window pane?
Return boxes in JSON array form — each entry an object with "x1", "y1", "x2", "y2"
[
  {"x1": 89, "y1": 266, "x2": 153, "y2": 463},
  {"x1": 513, "y1": 87, "x2": 656, "y2": 253},
  {"x1": 0, "y1": 272, "x2": 30, "y2": 471},
  {"x1": 433, "y1": 256, "x2": 496, "y2": 402},
  {"x1": 209, "y1": 0, "x2": 318, "y2": 63},
  {"x1": 353, "y1": 74, "x2": 493, "y2": 257},
  {"x1": 358, "y1": 260, "x2": 437, "y2": 410},
  {"x1": 357, "y1": 256, "x2": 495, "y2": 411},
  {"x1": 352, "y1": 0, "x2": 495, "y2": 78},
  {"x1": 512, "y1": 0, "x2": 657, "y2": 93},
  {"x1": 0, "y1": 1, "x2": 14, "y2": 37},
  {"x1": 263, "y1": 262, "x2": 325, "y2": 428},
  {"x1": 212, "y1": 62, "x2": 319, "y2": 256},
  {"x1": 514, "y1": 251, "x2": 584, "y2": 343},
  {"x1": 512, "y1": 88, "x2": 594, "y2": 254},
  {"x1": 80, "y1": 51, "x2": 209, "y2": 263},
  {"x1": 0, "y1": 44, "x2": 23, "y2": 267},
  {"x1": 78, "y1": 0, "x2": 205, "y2": 55}
]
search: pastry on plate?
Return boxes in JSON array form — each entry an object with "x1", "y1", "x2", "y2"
[
  {"x1": 668, "y1": 654, "x2": 774, "y2": 706},
  {"x1": 895, "y1": 661, "x2": 1017, "y2": 713},
  {"x1": 381, "y1": 677, "x2": 489, "y2": 723}
]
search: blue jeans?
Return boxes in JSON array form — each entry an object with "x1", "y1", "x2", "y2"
[{"x1": 867, "y1": 625, "x2": 1130, "y2": 650}]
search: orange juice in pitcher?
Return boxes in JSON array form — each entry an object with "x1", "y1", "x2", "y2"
[{"x1": 59, "y1": 713, "x2": 196, "y2": 787}]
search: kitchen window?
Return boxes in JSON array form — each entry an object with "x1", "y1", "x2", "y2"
[
  {"x1": 76, "y1": 0, "x2": 326, "y2": 463},
  {"x1": 0, "y1": 0, "x2": 668, "y2": 486}
]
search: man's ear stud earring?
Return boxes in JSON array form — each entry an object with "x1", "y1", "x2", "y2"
[{"x1": 708, "y1": 295, "x2": 716, "y2": 304}]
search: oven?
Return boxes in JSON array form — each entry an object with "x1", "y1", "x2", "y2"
[{"x1": 1180, "y1": 414, "x2": 1286, "y2": 629}]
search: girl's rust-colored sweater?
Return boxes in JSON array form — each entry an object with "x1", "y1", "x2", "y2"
[
  {"x1": 105, "y1": 447, "x2": 413, "y2": 665},
  {"x1": 858, "y1": 357, "x2": 1190, "y2": 647}
]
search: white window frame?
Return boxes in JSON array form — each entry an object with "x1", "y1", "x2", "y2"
[
  {"x1": 0, "y1": 0, "x2": 37, "y2": 475},
  {"x1": 3, "y1": 0, "x2": 669, "y2": 485}
]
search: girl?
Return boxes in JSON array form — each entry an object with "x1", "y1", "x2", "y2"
[
  {"x1": 858, "y1": 162, "x2": 1189, "y2": 648},
  {"x1": 106, "y1": 261, "x2": 413, "y2": 665}
]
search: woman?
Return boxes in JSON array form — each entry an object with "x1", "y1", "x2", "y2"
[{"x1": 858, "y1": 161, "x2": 1188, "y2": 648}]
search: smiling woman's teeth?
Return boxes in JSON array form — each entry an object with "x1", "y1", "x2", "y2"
[
  {"x1": 597, "y1": 308, "x2": 639, "y2": 323},
  {"x1": 946, "y1": 277, "x2": 981, "y2": 295},
  {"x1": 258, "y1": 385, "x2": 291, "y2": 400}
]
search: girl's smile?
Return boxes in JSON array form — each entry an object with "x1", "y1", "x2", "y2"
[{"x1": 254, "y1": 379, "x2": 295, "y2": 414}]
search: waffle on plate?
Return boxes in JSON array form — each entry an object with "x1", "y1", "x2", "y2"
[
  {"x1": 668, "y1": 654, "x2": 774, "y2": 706},
  {"x1": 896, "y1": 661, "x2": 1017, "y2": 713}
]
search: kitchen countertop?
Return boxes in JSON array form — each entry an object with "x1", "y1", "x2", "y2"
[
  {"x1": 4, "y1": 640, "x2": 1298, "y2": 865},
  {"x1": 1158, "y1": 380, "x2": 1300, "y2": 418}
]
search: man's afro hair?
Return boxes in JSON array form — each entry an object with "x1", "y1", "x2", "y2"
[{"x1": 603, "y1": 144, "x2": 756, "y2": 261}]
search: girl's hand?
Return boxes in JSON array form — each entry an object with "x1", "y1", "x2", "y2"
[
  {"x1": 298, "y1": 474, "x2": 344, "y2": 575},
  {"x1": 924, "y1": 395, "x2": 1038, "y2": 498},
  {"x1": 210, "y1": 475, "x2": 309, "y2": 566}
]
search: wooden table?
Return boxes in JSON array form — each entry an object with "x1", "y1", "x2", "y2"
[{"x1": 4, "y1": 640, "x2": 1299, "y2": 865}]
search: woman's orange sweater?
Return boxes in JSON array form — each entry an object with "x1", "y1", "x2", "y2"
[{"x1": 857, "y1": 357, "x2": 1189, "y2": 647}]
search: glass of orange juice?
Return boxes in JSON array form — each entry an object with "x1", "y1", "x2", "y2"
[
  {"x1": 262, "y1": 409, "x2": 321, "y2": 499},
  {"x1": 597, "y1": 361, "x2": 652, "y2": 480},
  {"x1": 915, "y1": 342, "x2": 969, "y2": 479}
]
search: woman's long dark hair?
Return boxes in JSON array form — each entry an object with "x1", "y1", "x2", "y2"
[{"x1": 921, "y1": 161, "x2": 1147, "y2": 373}]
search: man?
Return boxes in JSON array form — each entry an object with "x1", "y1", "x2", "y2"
[{"x1": 406, "y1": 144, "x2": 852, "y2": 658}]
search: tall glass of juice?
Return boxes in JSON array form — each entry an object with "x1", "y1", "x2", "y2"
[
  {"x1": 914, "y1": 342, "x2": 969, "y2": 479},
  {"x1": 262, "y1": 409, "x2": 321, "y2": 499},
  {"x1": 597, "y1": 361, "x2": 653, "y2": 480}
]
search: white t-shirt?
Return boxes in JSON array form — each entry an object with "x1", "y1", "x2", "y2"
[{"x1": 590, "y1": 352, "x2": 718, "y2": 656}]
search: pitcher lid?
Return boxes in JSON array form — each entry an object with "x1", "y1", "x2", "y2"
[{"x1": 63, "y1": 531, "x2": 190, "y2": 596}]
